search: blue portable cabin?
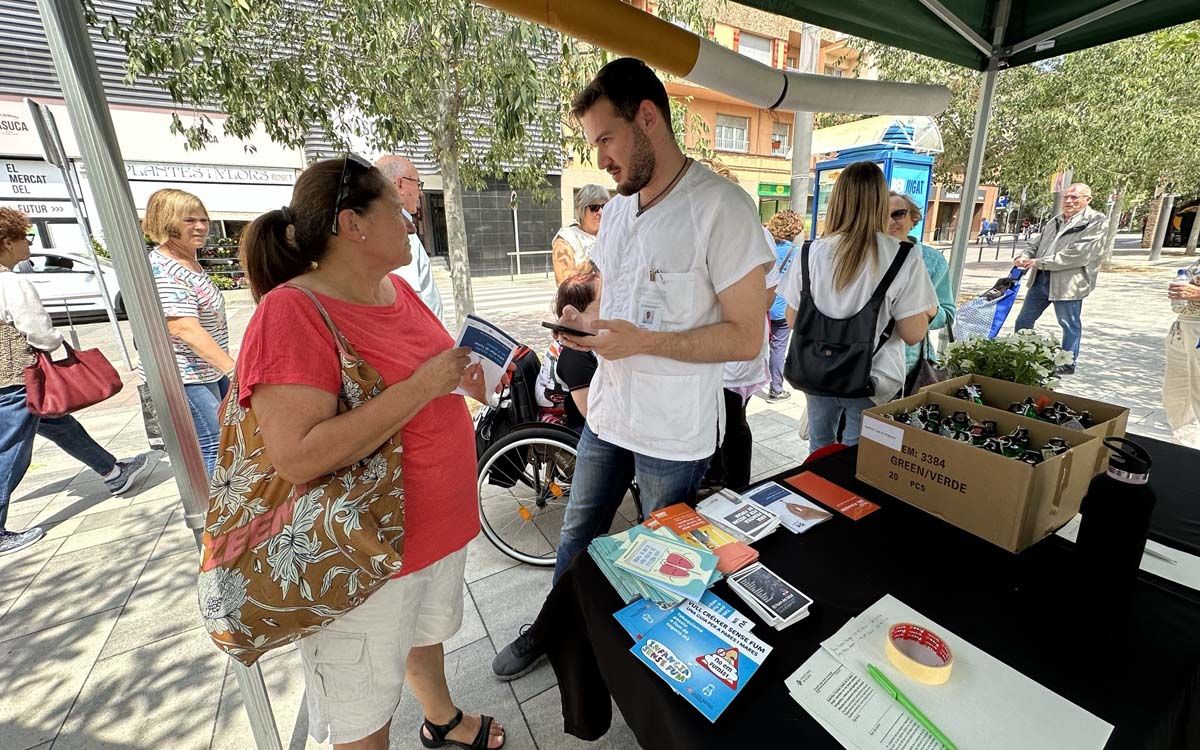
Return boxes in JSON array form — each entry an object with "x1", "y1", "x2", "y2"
[{"x1": 810, "y1": 121, "x2": 937, "y2": 243}]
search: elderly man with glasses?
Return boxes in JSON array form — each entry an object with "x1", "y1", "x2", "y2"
[{"x1": 1013, "y1": 183, "x2": 1108, "y2": 375}]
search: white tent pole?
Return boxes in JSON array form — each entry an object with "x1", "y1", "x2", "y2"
[
  {"x1": 789, "y1": 23, "x2": 821, "y2": 221},
  {"x1": 946, "y1": 65, "x2": 998, "y2": 299},
  {"x1": 32, "y1": 1, "x2": 282, "y2": 748}
]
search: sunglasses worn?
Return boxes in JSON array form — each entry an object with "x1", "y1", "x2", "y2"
[
  {"x1": 587, "y1": 204, "x2": 606, "y2": 213},
  {"x1": 25, "y1": 232, "x2": 36, "y2": 244},
  {"x1": 330, "y1": 153, "x2": 374, "y2": 236},
  {"x1": 890, "y1": 208, "x2": 911, "y2": 220}
]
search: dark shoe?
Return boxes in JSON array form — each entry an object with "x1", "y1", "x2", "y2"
[
  {"x1": 420, "y1": 708, "x2": 505, "y2": 749},
  {"x1": 104, "y1": 454, "x2": 152, "y2": 495},
  {"x1": 1055, "y1": 364, "x2": 1076, "y2": 376},
  {"x1": 0, "y1": 527, "x2": 45, "y2": 556},
  {"x1": 766, "y1": 389, "x2": 792, "y2": 403},
  {"x1": 492, "y1": 624, "x2": 545, "y2": 681}
]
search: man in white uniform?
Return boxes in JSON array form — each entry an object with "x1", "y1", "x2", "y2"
[
  {"x1": 493, "y1": 58, "x2": 775, "y2": 680},
  {"x1": 375, "y1": 155, "x2": 445, "y2": 322}
]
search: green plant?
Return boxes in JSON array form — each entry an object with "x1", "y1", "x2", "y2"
[
  {"x1": 943, "y1": 330, "x2": 1073, "y2": 389},
  {"x1": 91, "y1": 236, "x2": 110, "y2": 259},
  {"x1": 207, "y1": 273, "x2": 237, "y2": 290}
]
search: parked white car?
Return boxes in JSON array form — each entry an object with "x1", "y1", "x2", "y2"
[{"x1": 12, "y1": 251, "x2": 126, "y2": 321}]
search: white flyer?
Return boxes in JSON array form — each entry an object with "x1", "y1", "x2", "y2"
[{"x1": 452, "y1": 314, "x2": 520, "y2": 403}]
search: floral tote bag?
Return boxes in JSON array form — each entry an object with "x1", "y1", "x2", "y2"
[{"x1": 198, "y1": 285, "x2": 405, "y2": 666}]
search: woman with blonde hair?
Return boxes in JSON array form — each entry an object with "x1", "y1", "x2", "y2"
[
  {"x1": 779, "y1": 161, "x2": 938, "y2": 452},
  {"x1": 764, "y1": 209, "x2": 805, "y2": 402},
  {"x1": 143, "y1": 188, "x2": 232, "y2": 475},
  {"x1": 886, "y1": 191, "x2": 956, "y2": 386}
]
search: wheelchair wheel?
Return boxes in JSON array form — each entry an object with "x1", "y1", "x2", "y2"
[{"x1": 477, "y1": 426, "x2": 579, "y2": 566}]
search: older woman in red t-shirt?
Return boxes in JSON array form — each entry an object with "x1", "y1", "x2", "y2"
[{"x1": 236, "y1": 157, "x2": 502, "y2": 750}]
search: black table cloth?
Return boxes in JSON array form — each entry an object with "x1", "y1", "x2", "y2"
[
  {"x1": 529, "y1": 439, "x2": 1200, "y2": 750},
  {"x1": 1139, "y1": 434, "x2": 1200, "y2": 557}
]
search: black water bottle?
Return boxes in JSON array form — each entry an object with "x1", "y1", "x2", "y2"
[{"x1": 1076, "y1": 438, "x2": 1155, "y2": 585}]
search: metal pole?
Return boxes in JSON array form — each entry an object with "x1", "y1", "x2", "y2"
[
  {"x1": 1149, "y1": 192, "x2": 1175, "y2": 261},
  {"x1": 33, "y1": 1, "x2": 282, "y2": 748},
  {"x1": 789, "y1": 23, "x2": 821, "y2": 223},
  {"x1": 947, "y1": 65, "x2": 998, "y2": 298}
]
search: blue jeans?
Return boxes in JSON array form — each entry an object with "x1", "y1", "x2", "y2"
[
  {"x1": 554, "y1": 425, "x2": 710, "y2": 582},
  {"x1": 1014, "y1": 271, "x2": 1083, "y2": 363},
  {"x1": 806, "y1": 394, "x2": 876, "y2": 454},
  {"x1": 185, "y1": 377, "x2": 230, "y2": 477},
  {"x1": 768, "y1": 318, "x2": 790, "y2": 394},
  {"x1": 0, "y1": 385, "x2": 116, "y2": 530}
]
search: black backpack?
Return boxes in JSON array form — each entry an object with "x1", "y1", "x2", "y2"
[{"x1": 784, "y1": 240, "x2": 914, "y2": 398}]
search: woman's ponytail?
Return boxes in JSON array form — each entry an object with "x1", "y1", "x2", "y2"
[{"x1": 239, "y1": 209, "x2": 312, "y2": 301}]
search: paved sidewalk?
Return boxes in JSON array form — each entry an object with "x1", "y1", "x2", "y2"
[{"x1": 0, "y1": 234, "x2": 1189, "y2": 749}]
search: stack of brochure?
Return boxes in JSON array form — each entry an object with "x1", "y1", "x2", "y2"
[
  {"x1": 696, "y1": 489, "x2": 782, "y2": 543},
  {"x1": 589, "y1": 526, "x2": 720, "y2": 606},
  {"x1": 622, "y1": 591, "x2": 772, "y2": 722},
  {"x1": 644, "y1": 503, "x2": 758, "y2": 573},
  {"x1": 726, "y1": 562, "x2": 813, "y2": 630},
  {"x1": 741, "y1": 481, "x2": 833, "y2": 534}
]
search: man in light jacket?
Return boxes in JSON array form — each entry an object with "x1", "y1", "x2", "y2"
[
  {"x1": 375, "y1": 155, "x2": 445, "y2": 323},
  {"x1": 1013, "y1": 183, "x2": 1107, "y2": 375}
]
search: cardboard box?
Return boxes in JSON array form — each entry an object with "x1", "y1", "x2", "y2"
[
  {"x1": 856, "y1": 392, "x2": 1100, "y2": 553},
  {"x1": 921, "y1": 374, "x2": 1128, "y2": 474}
]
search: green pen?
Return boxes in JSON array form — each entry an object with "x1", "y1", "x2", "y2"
[{"x1": 866, "y1": 663, "x2": 958, "y2": 750}]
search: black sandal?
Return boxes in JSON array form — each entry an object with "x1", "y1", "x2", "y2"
[{"x1": 420, "y1": 708, "x2": 505, "y2": 750}]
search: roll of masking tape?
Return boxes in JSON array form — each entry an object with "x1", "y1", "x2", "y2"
[{"x1": 884, "y1": 623, "x2": 954, "y2": 685}]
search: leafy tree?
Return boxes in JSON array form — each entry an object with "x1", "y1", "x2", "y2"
[{"x1": 108, "y1": 0, "x2": 713, "y2": 323}]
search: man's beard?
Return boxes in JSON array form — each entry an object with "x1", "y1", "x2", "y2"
[{"x1": 615, "y1": 127, "x2": 656, "y2": 197}]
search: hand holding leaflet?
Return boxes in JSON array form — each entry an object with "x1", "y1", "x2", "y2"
[{"x1": 452, "y1": 314, "x2": 520, "y2": 403}]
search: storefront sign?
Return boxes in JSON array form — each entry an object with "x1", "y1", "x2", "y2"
[
  {"x1": 0, "y1": 199, "x2": 72, "y2": 219},
  {"x1": 0, "y1": 159, "x2": 69, "y2": 200},
  {"x1": 757, "y1": 182, "x2": 791, "y2": 198},
  {"x1": 941, "y1": 184, "x2": 987, "y2": 203},
  {"x1": 122, "y1": 161, "x2": 298, "y2": 185},
  {"x1": 0, "y1": 103, "x2": 44, "y2": 156}
]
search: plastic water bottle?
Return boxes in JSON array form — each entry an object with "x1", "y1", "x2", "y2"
[
  {"x1": 1076, "y1": 438, "x2": 1155, "y2": 588},
  {"x1": 1171, "y1": 268, "x2": 1191, "y2": 313}
]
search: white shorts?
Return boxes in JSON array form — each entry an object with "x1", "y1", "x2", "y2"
[{"x1": 298, "y1": 546, "x2": 468, "y2": 745}]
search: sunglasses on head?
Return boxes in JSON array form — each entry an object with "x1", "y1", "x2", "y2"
[
  {"x1": 330, "y1": 153, "x2": 374, "y2": 236},
  {"x1": 586, "y1": 203, "x2": 606, "y2": 213},
  {"x1": 890, "y1": 208, "x2": 911, "y2": 220}
]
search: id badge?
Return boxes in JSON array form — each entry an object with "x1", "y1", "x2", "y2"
[{"x1": 637, "y1": 302, "x2": 663, "y2": 331}]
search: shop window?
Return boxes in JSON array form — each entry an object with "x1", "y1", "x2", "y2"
[{"x1": 716, "y1": 114, "x2": 750, "y2": 153}]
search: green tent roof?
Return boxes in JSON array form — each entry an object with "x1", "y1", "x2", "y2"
[{"x1": 734, "y1": 0, "x2": 1200, "y2": 69}]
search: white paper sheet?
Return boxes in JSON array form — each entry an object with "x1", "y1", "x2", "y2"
[
  {"x1": 1056, "y1": 513, "x2": 1200, "y2": 592},
  {"x1": 787, "y1": 594, "x2": 1114, "y2": 750}
]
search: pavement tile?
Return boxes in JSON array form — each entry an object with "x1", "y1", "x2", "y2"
[
  {"x1": 749, "y1": 444, "x2": 792, "y2": 481},
  {"x1": 53, "y1": 507, "x2": 173, "y2": 557},
  {"x1": 521, "y1": 689, "x2": 640, "y2": 750},
  {"x1": 0, "y1": 608, "x2": 121, "y2": 750},
  {"x1": 746, "y1": 413, "x2": 793, "y2": 442},
  {"x1": 0, "y1": 537, "x2": 64, "y2": 602},
  {"x1": 1, "y1": 532, "x2": 159, "y2": 641},
  {"x1": 465, "y1": 533, "x2": 522, "y2": 584},
  {"x1": 468, "y1": 563, "x2": 557, "y2": 703},
  {"x1": 211, "y1": 648, "x2": 323, "y2": 750},
  {"x1": 151, "y1": 508, "x2": 201, "y2": 559},
  {"x1": 40, "y1": 516, "x2": 86, "y2": 541},
  {"x1": 98, "y1": 549, "x2": 204, "y2": 660},
  {"x1": 53, "y1": 628, "x2": 225, "y2": 750},
  {"x1": 388, "y1": 638, "x2": 537, "y2": 750}
]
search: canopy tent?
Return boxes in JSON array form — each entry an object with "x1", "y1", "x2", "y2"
[
  {"x1": 28, "y1": 0, "x2": 1200, "y2": 748},
  {"x1": 731, "y1": 0, "x2": 1200, "y2": 295},
  {"x1": 736, "y1": 0, "x2": 1200, "y2": 70}
]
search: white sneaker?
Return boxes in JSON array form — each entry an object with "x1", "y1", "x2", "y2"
[{"x1": 0, "y1": 527, "x2": 46, "y2": 556}]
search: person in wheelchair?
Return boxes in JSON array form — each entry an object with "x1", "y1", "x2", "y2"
[{"x1": 549, "y1": 271, "x2": 601, "y2": 432}]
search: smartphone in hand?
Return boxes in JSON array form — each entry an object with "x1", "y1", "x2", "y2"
[{"x1": 541, "y1": 321, "x2": 595, "y2": 338}]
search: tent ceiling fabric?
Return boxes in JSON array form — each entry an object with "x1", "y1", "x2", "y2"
[{"x1": 734, "y1": 0, "x2": 1200, "y2": 70}]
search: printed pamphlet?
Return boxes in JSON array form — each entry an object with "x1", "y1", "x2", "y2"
[
  {"x1": 785, "y1": 472, "x2": 880, "y2": 520},
  {"x1": 645, "y1": 503, "x2": 758, "y2": 573},
  {"x1": 696, "y1": 489, "x2": 781, "y2": 543},
  {"x1": 452, "y1": 314, "x2": 520, "y2": 403},
  {"x1": 613, "y1": 526, "x2": 719, "y2": 602},
  {"x1": 743, "y1": 482, "x2": 833, "y2": 534}
]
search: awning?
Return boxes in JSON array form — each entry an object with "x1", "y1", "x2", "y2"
[{"x1": 733, "y1": 0, "x2": 1200, "y2": 70}]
